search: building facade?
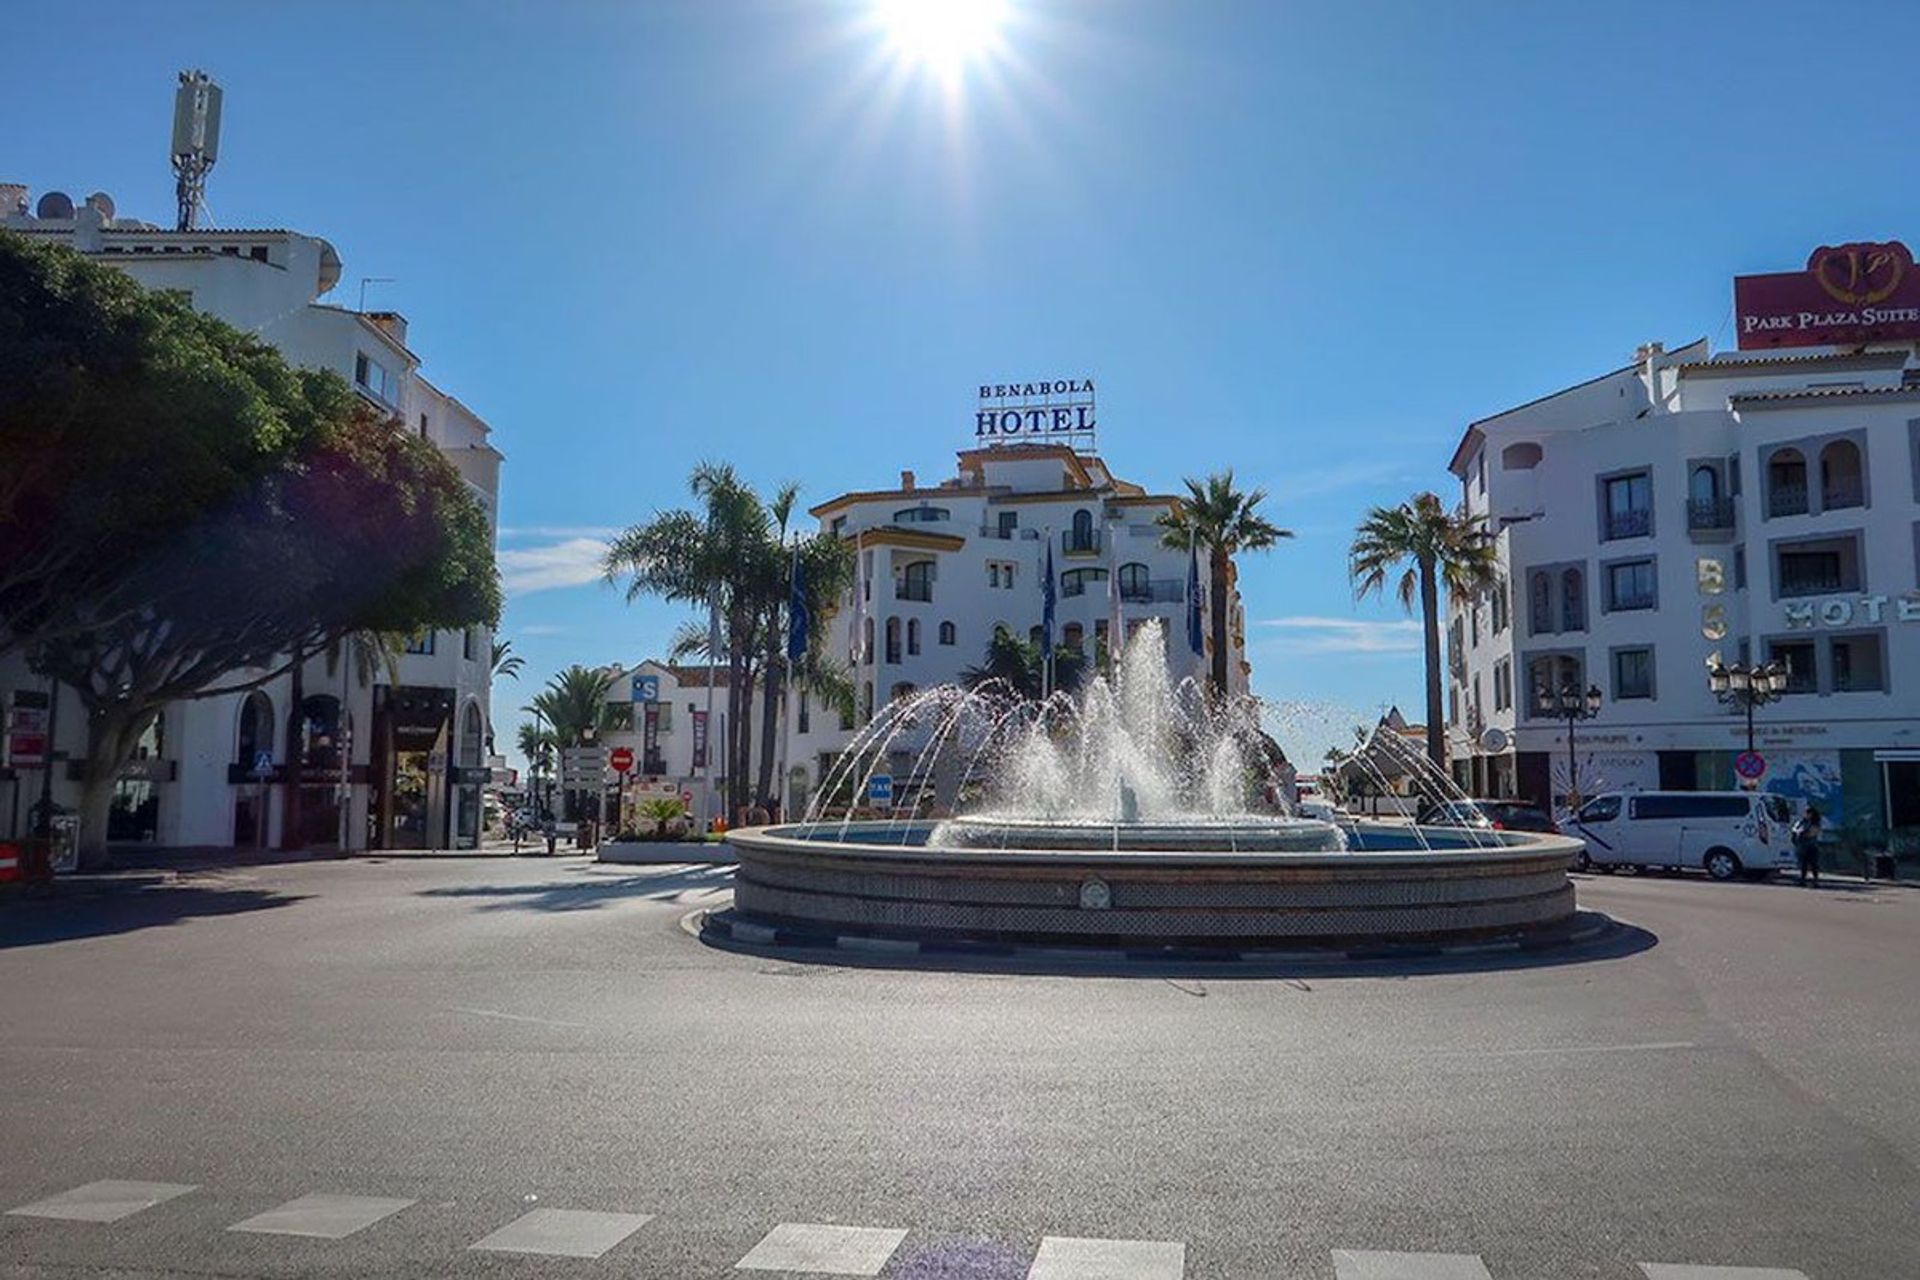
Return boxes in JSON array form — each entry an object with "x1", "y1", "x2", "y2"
[
  {"x1": 1444, "y1": 305, "x2": 1920, "y2": 846},
  {"x1": 1, "y1": 187, "x2": 504, "y2": 851}
]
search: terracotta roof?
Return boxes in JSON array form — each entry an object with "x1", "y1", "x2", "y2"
[
  {"x1": 662, "y1": 663, "x2": 729, "y2": 688},
  {"x1": 1677, "y1": 350, "x2": 1909, "y2": 376},
  {"x1": 1729, "y1": 384, "x2": 1920, "y2": 406}
]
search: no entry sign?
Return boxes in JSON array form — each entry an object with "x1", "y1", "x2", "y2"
[
  {"x1": 1734, "y1": 750, "x2": 1767, "y2": 782},
  {"x1": 608, "y1": 746, "x2": 635, "y2": 775}
]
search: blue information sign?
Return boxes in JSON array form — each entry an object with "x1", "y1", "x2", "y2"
[
  {"x1": 868, "y1": 774, "x2": 893, "y2": 807},
  {"x1": 633, "y1": 675, "x2": 660, "y2": 703}
]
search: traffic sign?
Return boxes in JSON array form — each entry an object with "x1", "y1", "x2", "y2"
[
  {"x1": 868, "y1": 774, "x2": 893, "y2": 809},
  {"x1": 608, "y1": 746, "x2": 635, "y2": 775},
  {"x1": 251, "y1": 750, "x2": 274, "y2": 778},
  {"x1": 1734, "y1": 750, "x2": 1767, "y2": 782}
]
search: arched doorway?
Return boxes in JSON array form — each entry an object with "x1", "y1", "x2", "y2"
[{"x1": 234, "y1": 692, "x2": 274, "y2": 848}]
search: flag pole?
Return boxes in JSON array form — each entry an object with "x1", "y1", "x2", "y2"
[
  {"x1": 778, "y1": 535, "x2": 799, "y2": 822},
  {"x1": 703, "y1": 587, "x2": 718, "y2": 832}
]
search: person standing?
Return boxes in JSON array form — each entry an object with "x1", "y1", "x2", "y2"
[{"x1": 1792, "y1": 803, "x2": 1824, "y2": 887}]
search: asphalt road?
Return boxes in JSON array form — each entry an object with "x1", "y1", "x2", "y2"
[{"x1": 1, "y1": 856, "x2": 1915, "y2": 1279}]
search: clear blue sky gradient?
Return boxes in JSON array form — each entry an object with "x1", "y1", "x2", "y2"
[{"x1": 14, "y1": 1, "x2": 1920, "y2": 764}]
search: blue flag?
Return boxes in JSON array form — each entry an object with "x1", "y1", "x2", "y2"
[
  {"x1": 1186, "y1": 542, "x2": 1205, "y2": 658},
  {"x1": 1041, "y1": 540, "x2": 1056, "y2": 662},
  {"x1": 786, "y1": 544, "x2": 809, "y2": 662}
]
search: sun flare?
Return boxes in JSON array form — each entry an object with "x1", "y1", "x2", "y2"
[{"x1": 874, "y1": 0, "x2": 1010, "y2": 80}]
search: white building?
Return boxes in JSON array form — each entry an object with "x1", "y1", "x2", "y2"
[
  {"x1": 1444, "y1": 296, "x2": 1920, "y2": 846},
  {"x1": 0, "y1": 186, "x2": 504, "y2": 851}
]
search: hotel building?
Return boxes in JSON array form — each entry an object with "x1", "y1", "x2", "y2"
[
  {"x1": 0, "y1": 186, "x2": 504, "y2": 851},
  {"x1": 1443, "y1": 242, "x2": 1920, "y2": 847}
]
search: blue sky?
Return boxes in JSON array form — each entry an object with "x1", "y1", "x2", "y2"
[{"x1": 13, "y1": 1, "x2": 1920, "y2": 766}]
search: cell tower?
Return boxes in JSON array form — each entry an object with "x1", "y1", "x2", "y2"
[{"x1": 170, "y1": 70, "x2": 223, "y2": 231}]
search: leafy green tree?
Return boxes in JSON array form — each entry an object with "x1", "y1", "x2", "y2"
[
  {"x1": 1349, "y1": 492, "x2": 1500, "y2": 766},
  {"x1": 3, "y1": 234, "x2": 498, "y2": 864},
  {"x1": 1156, "y1": 470, "x2": 1291, "y2": 694},
  {"x1": 637, "y1": 796, "x2": 685, "y2": 839}
]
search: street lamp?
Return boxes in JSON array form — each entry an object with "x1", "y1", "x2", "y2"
[
  {"x1": 1537, "y1": 679, "x2": 1602, "y2": 810},
  {"x1": 1708, "y1": 659, "x2": 1788, "y2": 755}
]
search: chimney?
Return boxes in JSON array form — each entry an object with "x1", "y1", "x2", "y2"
[
  {"x1": 366, "y1": 310, "x2": 409, "y2": 345},
  {"x1": 0, "y1": 183, "x2": 26, "y2": 218},
  {"x1": 900, "y1": 469, "x2": 915, "y2": 491}
]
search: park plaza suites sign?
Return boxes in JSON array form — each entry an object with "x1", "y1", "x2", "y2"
[
  {"x1": 1735, "y1": 240, "x2": 1920, "y2": 349},
  {"x1": 975, "y1": 378, "x2": 1097, "y2": 445}
]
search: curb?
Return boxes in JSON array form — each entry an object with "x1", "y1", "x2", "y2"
[{"x1": 694, "y1": 907, "x2": 1618, "y2": 970}]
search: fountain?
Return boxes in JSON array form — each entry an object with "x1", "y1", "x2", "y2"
[{"x1": 720, "y1": 621, "x2": 1583, "y2": 954}]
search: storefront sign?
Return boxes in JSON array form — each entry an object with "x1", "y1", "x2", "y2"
[
  {"x1": 1735, "y1": 241, "x2": 1920, "y2": 349},
  {"x1": 1784, "y1": 593, "x2": 1920, "y2": 629},
  {"x1": 975, "y1": 378, "x2": 1096, "y2": 446},
  {"x1": 6, "y1": 702, "x2": 48, "y2": 768},
  {"x1": 691, "y1": 709, "x2": 709, "y2": 769}
]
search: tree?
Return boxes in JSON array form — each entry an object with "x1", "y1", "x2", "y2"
[
  {"x1": 527, "y1": 665, "x2": 616, "y2": 747},
  {"x1": 5, "y1": 231, "x2": 498, "y2": 865},
  {"x1": 1348, "y1": 492, "x2": 1500, "y2": 766},
  {"x1": 961, "y1": 630, "x2": 1086, "y2": 702},
  {"x1": 491, "y1": 638, "x2": 524, "y2": 682},
  {"x1": 1156, "y1": 470, "x2": 1291, "y2": 694},
  {"x1": 637, "y1": 796, "x2": 685, "y2": 839}
]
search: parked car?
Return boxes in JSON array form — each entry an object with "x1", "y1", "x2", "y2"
[
  {"x1": 1559, "y1": 790, "x2": 1796, "y2": 879},
  {"x1": 1418, "y1": 798, "x2": 1558, "y2": 833}
]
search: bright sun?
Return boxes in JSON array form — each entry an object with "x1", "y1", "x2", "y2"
[{"x1": 874, "y1": 0, "x2": 1010, "y2": 80}]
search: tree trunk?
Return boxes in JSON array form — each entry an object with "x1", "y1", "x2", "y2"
[
  {"x1": 728, "y1": 621, "x2": 750, "y2": 821},
  {"x1": 73, "y1": 705, "x2": 153, "y2": 871},
  {"x1": 1420, "y1": 553, "x2": 1445, "y2": 767},
  {"x1": 755, "y1": 629, "x2": 781, "y2": 810},
  {"x1": 280, "y1": 651, "x2": 305, "y2": 850},
  {"x1": 1208, "y1": 548, "x2": 1231, "y2": 695}
]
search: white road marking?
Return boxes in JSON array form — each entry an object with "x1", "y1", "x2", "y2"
[
  {"x1": 6, "y1": 1180, "x2": 197, "y2": 1223},
  {"x1": 469, "y1": 1207, "x2": 653, "y2": 1258},
  {"x1": 735, "y1": 1222, "x2": 909, "y2": 1274},
  {"x1": 1028, "y1": 1235, "x2": 1187, "y2": 1279},
  {"x1": 1427, "y1": 1040, "x2": 1699, "y2": 1059},
  {"x1": 1639, "y1": 1266, "x2": 1811, "y2": 1280},
  {"x1": 1333, "y1": 1250, "x2": 1493, "y2": 1280},
  {"x1": 227, "y1": 1192, "x2": 415, "y2": 1239},
  {"x1": 447, "y1": 1006, "x2": 589, "y2": 1028}
]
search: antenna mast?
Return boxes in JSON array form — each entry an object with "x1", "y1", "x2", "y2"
[{"x1": 170, "y1": 70, "x2": 223, "y2": 231}]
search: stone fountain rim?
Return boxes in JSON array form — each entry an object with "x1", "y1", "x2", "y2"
[{"x1": 728, "y1": 820, "x2": 1582, "y2": 870}]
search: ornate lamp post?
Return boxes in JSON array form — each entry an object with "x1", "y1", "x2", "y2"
[
  {"x1": 1708, "y1": 660, "x2": 1788, "y2": 755},
  {"x1": 1537, "y1": 680, "x2": 1603, "y2": 810}
]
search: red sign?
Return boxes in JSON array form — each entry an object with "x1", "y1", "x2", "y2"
[
  {"x1": 6, "y1": 706, "x2": 48, "y2": 768},
  {"x1": 608, "y1": 747, "x2": 635, "y2": 775},
  {"x1": 1735, "y1": 240, "x2": 1920, "y2": 349},
  {"x1": 1734, "y1": 750, "x2": 1767, "y2": 781}
]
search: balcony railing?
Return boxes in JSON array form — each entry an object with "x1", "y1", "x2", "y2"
[
  {"x1": 1822, "y1": 479, "x2": 1864, "y2": 510},
  {"x1": 1686, "y1": 496, "x2": 1735, "y2": 531},
  {"x1": 1610, "y1": 587, "x2": 1655, "y2": 611},
  {"x1": 1603, "y1": 507, "x2": 1651, "y2": 540},
  {"x1": 1120, "y1": 579, "x2": 1184, "y2": 603},
  {"x1": 1780, "y1": 568, "x2": 1845, "y2": 596},
  {"x1": 1768, "y1": 481, "x2": 1809, "y2": 518},
  {"x1": 978, "y1": 525, "x2": 1040, "y2": 540},
  {"x1": 1062, "y1": 529, "x2": 1104, "y2": 556},
  {"x1": 894, "y1": 580, "x2": 933, "y2": 603}
]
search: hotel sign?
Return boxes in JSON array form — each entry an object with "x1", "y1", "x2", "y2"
[
  {"x1": 975, "y1": 378, "x2": 1096, "y2": 447},
  {"x1": 1784, "y1": 593, "x2": 1920, "y2": 628},
  {"x1": 1735, "y1": 240, "x2": 1920, "y2": 349}
]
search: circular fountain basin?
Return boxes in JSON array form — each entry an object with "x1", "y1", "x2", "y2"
[
  {"x1": 722, "y1": 820, "x2": 1582, "y2": 950},
  {"x1": 930, "y1": 813, "x2": 1344, "y2": 853}
]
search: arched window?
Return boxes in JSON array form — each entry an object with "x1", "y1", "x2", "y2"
[
  {"x1": 1029, "y1": 625, "x2": 1045, "y2": 650},
  {"x1": 1819, "y1": 438, "x2": 1863, "y2": 509},
  {"x1": 300, "y1": 695, "x2": 344, "y2": 770},
  {"x1": 235, "y1": 692, "x2": 273, "y2": 765},
  {"x1": 1690, "y1": 464, "x2": 1719, "y2": 505},
  {"x1": 892, "y1": 505, "x2": 950, "y2": 524},
  {"x1": 884, "y1": 616, "x2": 902, "y2": 664},
  {"x1": 1561, "y1": 567, "x2": 1585, "y2": 632},
  {"x1": 907, "y1": 618, "x2": 921, "y2": 656},
  {"x1": 938, "y1": 621, "x2": 956, "y2": 646},
  {"x1": 1501, "y1": 441, "x2": 1543, "y2": 470},
  {"x1": 1529, "y1": 570, "x2": 1552, "y2": 634},
  {"x1": 1063, "y1": 623, "x2": 1085, "y2": 653},
  {"x1": 900, "y1": 559, "x2": 934, "y2": 601},
  {"x1": 1067, "y1": 508, "x2": 1096, "y2": 553},
  {"x1": 1767, "y1": 447, "x2": 1808, "y2": 517},
  {"x1": 861, "y1": 616, "x2": 874, "y2": 663},
  {"x1": 459, "y1": 702, "x2": 485, "y2": 768},
  {"x1": 1118, "y1": 562, "x2": 1150, "y2": 601},
  {"x1": 1061, "y1": 567, "x2": 1108, "y2": 597}
]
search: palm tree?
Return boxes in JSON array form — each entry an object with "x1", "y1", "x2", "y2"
[
  {"x1": 1348, "y1": 492, "x2": 1500, "y2": 766},
  {"x1": 961, "y1": 630, "x2": 1085, "y2": 701},
  {"x1": 515, "y1": 720, "x2": 555, "y2": 808},
  {"x1": 526, "y1": 664, "x2": 616, "y2": 747},
  {"x1": 491, "y1": 639, "x2": 524, "y2": 682},
  {"x1": 1157, "y1": 470, "x2": 1292, "y2": 693}
]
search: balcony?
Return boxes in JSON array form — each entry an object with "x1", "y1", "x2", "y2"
[
  {"x1": 894, "y1": 580, "x2": 933, "y2": 603},
  {"x1": 1767, "y1": 482, "x2": 1808, "y2": 518},
  {"x1": 1062, "y1": 529, "x2": 1104, "y2": 556},
  {"x1": 1603, "y1": 507, "x2": 1651, "y2": 540},
  {"x1": 1686, "y1": 496, "x2": 1735, "y2": 531},
  {"x1": 1822, "y1": 478, "x2": 1864, "y2": 510},
  {"x1": 1120, "y1": 579, "x2": 1184, "y2": 604},
  {"x1": 978, "y1": 525, "x2": 1041, "y2": 541}
]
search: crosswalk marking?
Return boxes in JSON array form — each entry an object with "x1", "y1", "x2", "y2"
[
  {"x1": 469, "y1": 1207, "x2": 654, "y2": 1258},
  {"x1": 1027, "y1": 1235, "x2": 1186, "y2": 1279},
  {"x1": 1639, "y1": 1266, "x2": 1811, "y2": 1280},
  {"x1": 735, "y1": 1222, "x2": 909, "y2": 1275},
  {"x1": 1333, "y1": 1250, "x2": 1494, "y2": 1280},
  {"x1": 6, "y1": 1180, "x2": 198, "y2": 1224},
  {"x1": 227, "y1": 1192, "x2": 415, "y2": 1239}
]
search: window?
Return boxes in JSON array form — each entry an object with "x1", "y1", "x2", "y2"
[
  {"x1": 1469, "y1": 605, "x2": 1480, "y2": 647},
  {"x1": 298, "y1": 696, "x2": 342, "y2": 769},
  {"x1": 460, "y1": 703, "x2": 485, "y2": 769},
  {"x1": 1632, "y1": 794, "x2": 1751, "y2": 820},
  {"x1": 798, "y1": 691, "x2": 810, "y2": 734},
  {"x1": 1576, "y1": 795, "x2": 1621, "y2": 823},
  {"x1": 1766, "y1": 639, "x2": 1817, "y2": 693},
  {"x1": 418, "y1": 412, "x2": 429, "y2": 438},
  {"x1": 235, "y1": 692, "x2": 274, "y2": 765},
  {"x1": 1061, "y1": 567, "x2": 1107, "y2": 597},
  {"x1": 354, "y1": 351, "x2": 396, "y2": 404},
  {"x1": 1734, "y1": 546, "x2": 1746, "y2": 591},
  {"x1": 1493, "y1": 658, "x2": 1512, "y2": 711},
  {"x1": 997, "y1": 511, "x2": 1018, "y2": 537},
  {"x1": 884, "y1": 617, "x2": 902, "y2": 664},
  {"x1": 1490, "y1": 585, "x2": 1509, "y2": 634},
  {"x1": 1819, "y1": 439, "x2": 1864, "y2": 510},
  {"x1": 899, "y1": 560, "x2": 934, "y2": 602},
  {"x1": 1602, "y1": 471, "x2": 1652, "y2": 540},
  {"x1": 1767, "y1": 448, "x2": 1809, "y2": 517},
  {"x1": 1448, "y1": 686, "x2": 1460, "y2": 725},
  {"x1": 1612, "y1": 647, "x2": 1654, "y2": 700},
  {"x1": 1775, "y1": 535, "x2": 1860, "y2": 597},
  {"x1": 1068, "y1": 508, "x2": 1095, "y2": 551},
  {"x1": 988, "y1": 561, "x2": 1016, "y2": 589},
  {"x1": 1525, "y1": 653, "x2": 1585, "y2": 717},
  {"x1": 462, "y1": 627, "x2": 478, "y2": 661},
  {"x1": 1605, "y1": 559, "x2": 1656, "y2": 612},
  {"x1": 861, "y1": 616, "x2": 874, "y2": 663},
  {"x1": 830, "y1": 516, "x2": 847, "y2": 538},
  {"x1": 1529, "y1": 571, "x2": 1552, "y2": 634},
  {"x1": 1470, "y1": 674, "x2": 1482, "y2": 723},
  {"x1": 1063, "y1": 623, "x2": 1085, "y2": 654},
  {"x1": 1561, "y1": 567, "x2": 1586, "y2": 631},
  {"x1": 604, "y1": 702, "x2": 634, "y2": 731},
  {"x1": 1832, "y1": 633, "x2": 1885, "y2": 692},
  {"x1": 1475, "y1": 450, "x2": 1487, "y2": 491},
  {"x1": 907, "y1": 618, "x2": 921, "y2": 656},
  {"x1": 893, "y1": 505, "x2": 951, "y2": 524},
  {"x1": 1028, "y1": 625, "x2": 1045, "y2": 650},
  {"x1": 1118, "y1": 562, "x2": 1151, "y2": 602},
  {"x1": 1687, "y1": 464, "x2": 1732, "y2": 530},
  {"x1": 655, "y1": 703, "x2": 673, "y2": 732},
  {"x1": 938, "y1": 621, "x2": 955, "y2": 646},
  {"x1": 404, "y1": 632, "x2": 434, "y2": 655}
]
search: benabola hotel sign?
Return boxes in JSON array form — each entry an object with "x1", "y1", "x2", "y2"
[{"x1": 1735, "y1": 240, "x2": 1920, "y2": 349}]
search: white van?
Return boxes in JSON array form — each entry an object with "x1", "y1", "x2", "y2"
[{"x1": 1563, "y1": 790, "x2": 1797, "y2": 880}]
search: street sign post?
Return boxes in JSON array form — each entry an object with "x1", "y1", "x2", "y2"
[
  {"x1": 608, "y1": 747, "x2": 635, "y2": 776},
  {"x1": 868, "y1": 774, "x2": 893, "y2": 810}
]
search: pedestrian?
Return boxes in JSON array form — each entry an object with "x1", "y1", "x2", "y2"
[{"x1": 1792, "y1": 803, "x2": 1823, "y2": 887}]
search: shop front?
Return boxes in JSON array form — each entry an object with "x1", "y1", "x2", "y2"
[{"x1": 371, "y1": 685, "x2": 454, "y2": 850}]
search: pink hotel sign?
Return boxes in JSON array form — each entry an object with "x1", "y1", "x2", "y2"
[{"x1": 1734, "y1": 240, "x2": 1920, "y2": 349}]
